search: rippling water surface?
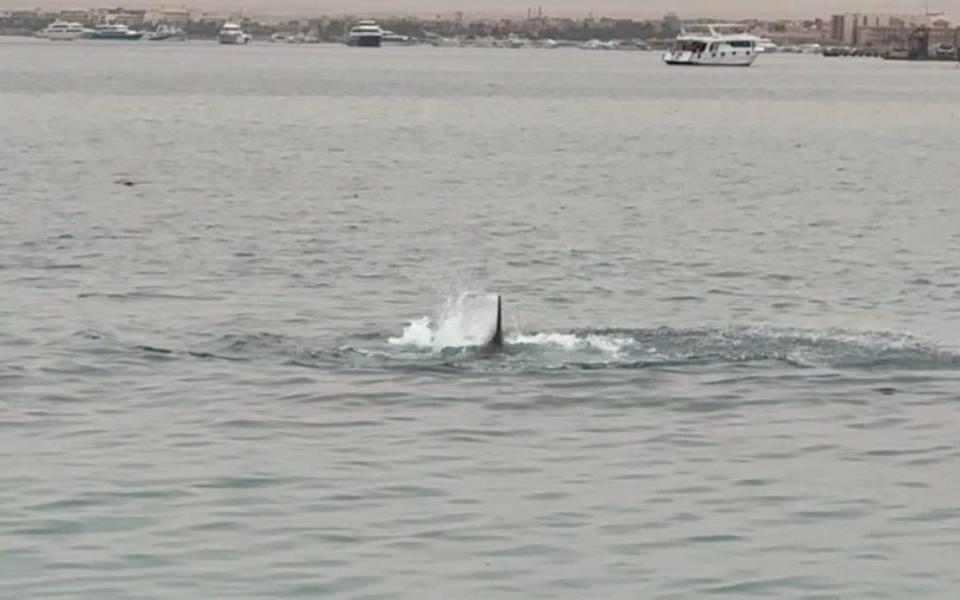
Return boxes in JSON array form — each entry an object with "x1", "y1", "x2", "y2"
[{"x1": 3, "y1": 38, "x2": 960, "y2": 598}]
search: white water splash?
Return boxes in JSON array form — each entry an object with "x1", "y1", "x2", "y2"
[{"x1": 388, "y1": 293, "x2": 500, "y2": 350}]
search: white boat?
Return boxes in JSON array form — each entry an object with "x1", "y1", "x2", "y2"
[
  {"x1": 581, "y1": 39, "x2": 616, "y2": 50},
  {"x1": 381, "y1": 30, "x2": 415, "y2": 45},
  {"x1": 37, "y1": 21, "x2": 88, "y2": 41},
  {"x1": 754, "y1": 37, "x2": 779, "y2": 53},
  {"x1": 347, "y1": 20, "x2": 383, "y2": 47},
  {"x1": 89, "y1": 22, "x2": 144, "y2": 41},
  {"x1": 219, "y1": 23, "x2": 251, "y2": 45},
  {"x1": 430, "y1": 36, "x2": 461, "y2": 47},
  {"x1": 663, "y1": 24, "x2": 759, "y2": 67},
  {"x1": 505, "y1": 35, "x2": 528, "y2": 49},
  {"x1": 146, "y1": 24, "x2": 187, "y2": 41}
]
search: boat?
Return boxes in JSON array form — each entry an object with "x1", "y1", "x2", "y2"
[
  {"x1": 381, "y1": 30, "x2": 415, "y2": 45},
  {"x1": 753, "y1": 37, "x2": 779, "y2": 53},
  {"x1": 430, "y1": 37, "x2": 461, "y2": 47},
  {"x1": 611, "y1": 40, "x2": 651, "y2": 51},
  {"x1": 145, "y1": 24, "x2": 187, "y2": 41},
  {"x1": 581, "y1": 39, "x2": 616, "y2": 50},
  {"x1": 89, "y1": 22, "x2": 144, "y2": 41},
  {"x1": 219, "y1": 22, "x2": 251, "y2": 45},
  {"x1": 37, "y1": 21, "x2": 88, "y2": 41},
  {"x1": 663, "y1": 24, "x2": 759, "y2": 66},
  {"x1": 347, "y1": 20, "x2": 383, "y2": 47},
  {"x1": 934, "y1": 43, "x2": 957, "y2": 60},
  {"x1": 882, "y1": 47, "x2": 911, "y2": 60}
]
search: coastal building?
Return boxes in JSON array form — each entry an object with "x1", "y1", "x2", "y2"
[
  {"x1": 86, "y1": 7, "x2": 147, "y2": 26},
  {"x1": 58, "y1": 10, "x2": 92, "y2": 22},
  {"x1": 830, "y1": 13, "x2": 948, "y2": 46},
  {"x1": 147, "y1": 7, "x2": 192, "y2": 25}
]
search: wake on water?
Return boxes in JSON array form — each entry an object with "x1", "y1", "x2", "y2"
[
  {"x1": 117, "y1": 294, "x2": 960, "y2": 373},
  {"x1": 378, "y1": 293, "x2": 960, "y2": 371}
]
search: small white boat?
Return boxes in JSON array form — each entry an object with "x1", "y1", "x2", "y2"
[
  {"x1": 754, "y1": 38, "x2": 779, "y2": 53},
  {"x1": 146, "y1": 24, "x2": 187, "y2": 41},
  {"x1": 663, "y1": 24, "x2": 759, "y2": 67},
  {"x1": 219, "y1": 23, "x2": 251, "y2": 45},
  {"x1": 429, "y1": 36, "x2": 460, "y2": 47},
  {"x1": 381, "y1": 30, "x2": 415, "y2": 45},
  {"x1": 581, "y1": 39, "x2": 616, "y2": 50},
  {"x1": 348, "y1": 20, "x2": 383, "y2": 47}
]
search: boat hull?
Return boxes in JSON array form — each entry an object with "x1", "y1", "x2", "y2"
[
  {"x1": 89, "y1": 32, "x2": 144, "y2": 40},
  {"x1": 147, "y1": 32, "x2": 187, "y2": 41},
  {"x1": 219, "y1": 34, "x2": 250, "y2": 45},
  {"x1": 348, "y1": 35, "x2": 382, "y2": 47},
  {"x1": 44, "y1": 32, "x2": 86, "y2": 41},
  {"x1": 663, "y1": 50, "x2": 756, "y2": 66}
]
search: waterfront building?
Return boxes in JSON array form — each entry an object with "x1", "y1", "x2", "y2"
[{"x1": 830, "y1": 13, "x2": 947, "y2": 46}]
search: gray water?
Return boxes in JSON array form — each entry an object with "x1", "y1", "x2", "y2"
[{"x1": 2, "y1": 37, "x2": 960, "y2": 598}]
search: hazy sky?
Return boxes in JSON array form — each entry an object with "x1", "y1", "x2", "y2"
[{"x1": 6, "y1": 0, "x2": 958, "y2": 19}]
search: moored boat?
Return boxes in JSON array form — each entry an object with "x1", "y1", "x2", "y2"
[
  {"x1": 219, "y1": 22, "x2": 251, "y2": 45},
  {"x1": 37, "y1": 21, "x2": 88, "y2": 41},
  {"x1": 347, "y1": 20, "x2": 383, "y2": 47},
  {"x1": 89, "y1": 22, "x2": 144, "y2": 41},
  {"x1": 381, "y1": 30, "x2": 415, "y2": 45},
  {"x1": 146, "y1": 24, "x2": 187, "y2": 41}
]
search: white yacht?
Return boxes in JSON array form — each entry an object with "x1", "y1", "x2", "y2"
[
  {"x1": 218, "y1": 22, "x2": 251, "y2": 45},
  {"x1": 37, "y1": 21, "x2": 88, "y2": 41},
  {"x1": 347, "y1": 20, "x2": 383, "y2": 47},
  {"x1": 663, "y1": 24, "x2": 759, "y2": 66}
]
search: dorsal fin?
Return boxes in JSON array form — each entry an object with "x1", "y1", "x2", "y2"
[{"x1": 491, "y1": 295, "x2": 504, "y2": 347}]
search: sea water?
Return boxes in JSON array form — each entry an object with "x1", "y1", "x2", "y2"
[{"x1": 2, "y1": 38, "x2": 960, "y2": 598}]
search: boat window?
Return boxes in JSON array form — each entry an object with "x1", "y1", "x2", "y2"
[
  {"x1": 728, "y1": 40, "x2": 753, "y2": 48},
  {"x1": 675, "y1": 41, "x2": 707, "y2": 52}
]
